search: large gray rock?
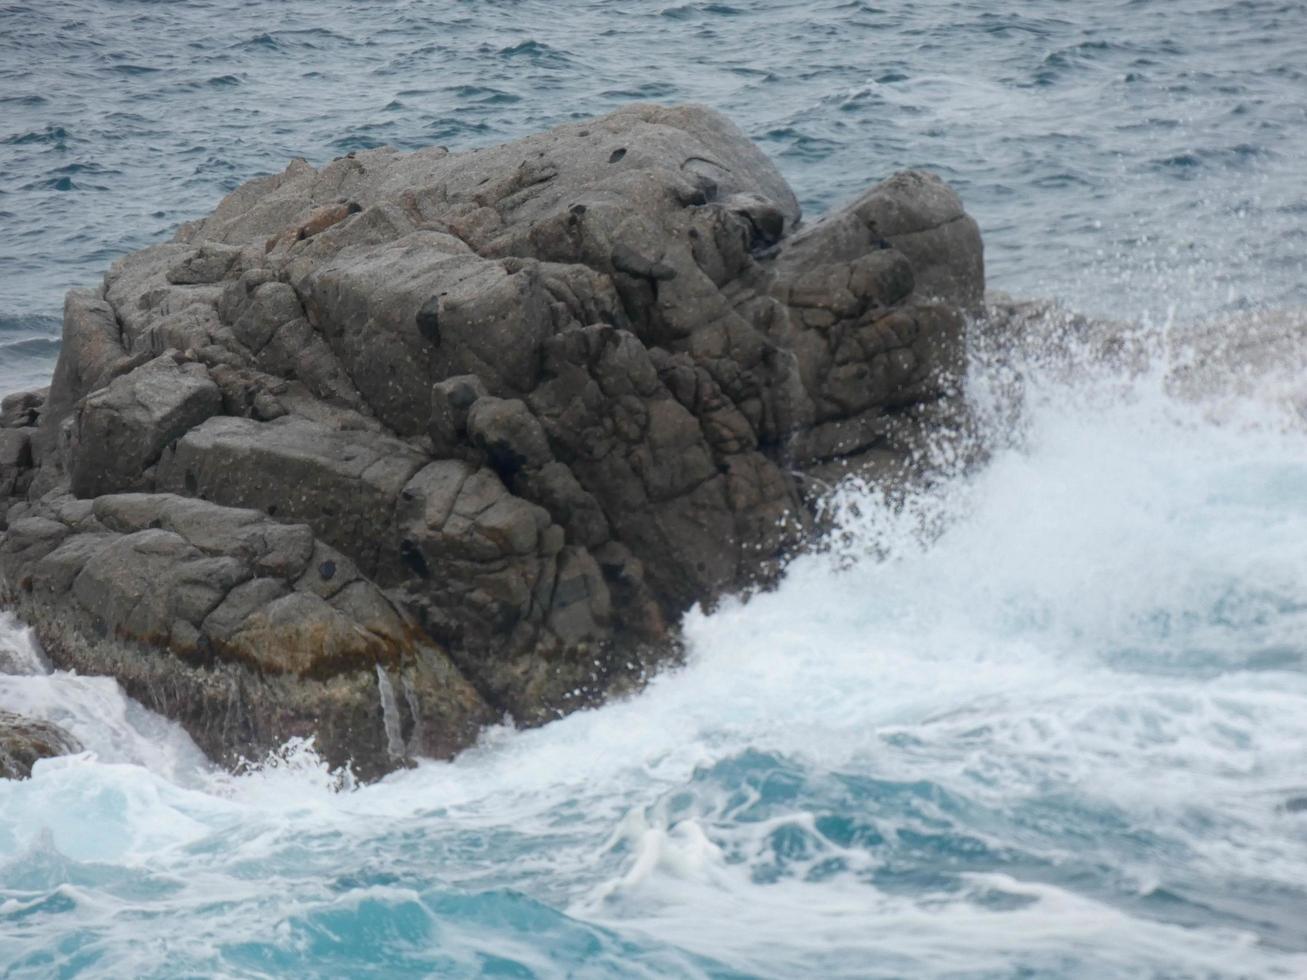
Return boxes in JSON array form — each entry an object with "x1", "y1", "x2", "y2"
[{"x1": 1, "y1": 104, "x2": 986, "y2": 778}]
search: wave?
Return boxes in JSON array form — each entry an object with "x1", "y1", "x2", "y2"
[{"x1": 3, "y1": 308, "x2": 1306, "y2": 976}]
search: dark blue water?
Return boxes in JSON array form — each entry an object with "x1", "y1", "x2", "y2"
[{"x1": 3, "y1": 2, "x2": 1307, "y2": 977}]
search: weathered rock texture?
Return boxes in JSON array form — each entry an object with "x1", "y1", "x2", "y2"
[
  {"x1": 0, "y1": 104, "x2": 984, "y2": 777},
  {"x1": 0, "y1": 710, "x2": 81, "y2": 780}
]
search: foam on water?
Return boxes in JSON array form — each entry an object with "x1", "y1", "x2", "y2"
[
  {"x1": 3, "y1": 0, "x2": 1307, "y2": 974},
  {"x1": 3, "y1": 334, "x2": 1306, "y2": 977}
]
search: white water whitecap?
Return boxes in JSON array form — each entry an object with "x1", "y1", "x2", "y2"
[{"x1": 1, "y1": 317, "x2": 1307, "y2": 977}]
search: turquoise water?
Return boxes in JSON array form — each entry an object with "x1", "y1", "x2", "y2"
[
  {"x1": 3, "y1": 360, "x2": 1306, "y2": 977},
  {"x1": 2, "y1": 1, "x2": 1307, "y2": 977}
]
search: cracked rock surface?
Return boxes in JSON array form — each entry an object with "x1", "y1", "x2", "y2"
[{"x1": 0, "y1": 104, "x2": 984, "y2": 778}]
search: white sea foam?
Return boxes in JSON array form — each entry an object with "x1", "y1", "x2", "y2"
[{"x1": 4, "y1": 321, "x2": 1306, "y2": 976}]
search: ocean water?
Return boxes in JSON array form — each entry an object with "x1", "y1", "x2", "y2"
[{"x1": 2, "y1": 1, "x2": 1306, "y2": 977}]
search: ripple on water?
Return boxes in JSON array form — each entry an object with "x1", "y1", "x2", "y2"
[
  {"x1": 1, "y1": 0, "x2": 1304, "y2": 331},
  {"x1": 106, "y1": 64, "x2": 161, "y2": 76},
  {"x1": 0, "y1": 127, "x2": 72, "y2": 146},
  {"x1": 448, "y1": 84, "x2": 523, "y2": 106},
  {"x1": 493, "y1": 39, "x2": 575, "y2": 69}
]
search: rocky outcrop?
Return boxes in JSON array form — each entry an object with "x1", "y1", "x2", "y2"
[
  {"x1": 1, "y1": 711, "x2": 81, "y2": 780},
  {"x1": 0, "y1": 104, "x2": 984, "y2": 777}
]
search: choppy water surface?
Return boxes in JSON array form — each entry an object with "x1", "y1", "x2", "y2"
[
  {"x1": 3, "y1": 354, "x2": 1307, "y2": 978},
  {"x1": 2, "y1": 1, "x2": 1306, "y2": 977}
]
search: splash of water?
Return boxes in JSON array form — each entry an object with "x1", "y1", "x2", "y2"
[{"x1": 2, "y1": 317, "x2": 1307, "y2": 977}]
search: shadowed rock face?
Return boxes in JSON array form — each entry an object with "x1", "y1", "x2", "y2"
[{"x1": 0, "y1": 104, "x2": 984, "y2": 777}]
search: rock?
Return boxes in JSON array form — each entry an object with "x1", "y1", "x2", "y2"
[
  {"x1": 0, "y1": 711, "x2": 81, "y2": 779},
  {"x1": 467, "y1": 396, "x2": 553, "y2": 474},
  {"x1": 430, "y1": 374, "x2": 488, "y2": 457},
  {"x1": 0, "y1": 492, "x2": 490, "y2": 779},
  {"x1": 155, "y1": 415, "x2": 429, "y2": 574},
  {"x1": 0, "y1": 429, "x2": 33, "y2": 497},
  {"x1": 0, "y1": 389, "x2": 46, "y2": 501},
  {"x1": 1, "y1": 104, "x2": 987, "y2": 778},
  {"x1": 166, "y1": 242, "x2": 244, "y2": 285},
  {"x1": 36, "y1": 290, "x2": 138, "y2": 457},
  {"x1": 69, "y1": 354, "x2": 222, "y2": 498},
  {"x1": 1, "y1": 388, "x2": 45, "y2": 429}
]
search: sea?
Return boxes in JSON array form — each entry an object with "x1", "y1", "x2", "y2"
[{"x1": 1, "y1": 1, "x2": 1306, "y2": 977}]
